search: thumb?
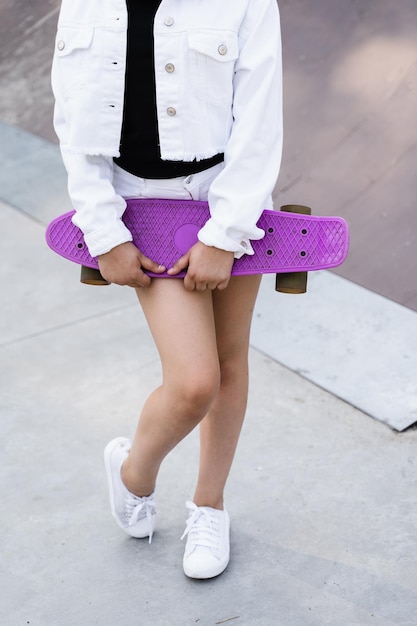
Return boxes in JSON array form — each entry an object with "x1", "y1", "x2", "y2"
[
  {"x1": 167, "y1": 252, "x2": 190, "y2": 276},
  {"x1": 139, "y1": 253, "x2": 166, "y2": 274}
]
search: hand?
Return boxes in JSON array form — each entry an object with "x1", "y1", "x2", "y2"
[
  {"x1": 98, "y1": 242, "x2": 166, "y2": 288},
  {"x1": 168, "y1": 241, "x2": 234, "y2": 291}
]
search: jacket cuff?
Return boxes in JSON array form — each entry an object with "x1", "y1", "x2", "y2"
[
  {"x1": 80, "y1": 218, "x2": 133, "y2": 258},
  {"x1": 198, "y1": 220, "x2": 259, "y2": 259}
]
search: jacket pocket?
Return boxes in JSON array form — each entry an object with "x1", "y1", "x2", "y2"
[
  {"x1": 54, "y1": 28, "x2": 94, "y2": 101},
  {"x1": 187, "y1": 29, "x2": 238, "y2": 105}
]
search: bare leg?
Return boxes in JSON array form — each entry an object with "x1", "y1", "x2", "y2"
[
  {"x1": 122, "y1": 279, "x2": 220, "y2": 497},
  {"x1": 193, "y1": 274, "x2": 262, "y2": 509}
]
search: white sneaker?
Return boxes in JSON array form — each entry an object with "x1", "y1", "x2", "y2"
[
  {"x1": 103, "y1": 437, "x2": 156, "y2": 542},
  {"x1": 181, "y1": 501, "x2": 230, "y2": 579}
]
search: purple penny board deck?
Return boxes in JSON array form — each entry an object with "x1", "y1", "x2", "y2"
[{"x1": 45, "y1": 198, "x2": 349, "y2": 277}]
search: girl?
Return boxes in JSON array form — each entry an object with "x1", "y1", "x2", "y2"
[{"x1": 52, "y1": 0, "x2": 283, "y2": 579}]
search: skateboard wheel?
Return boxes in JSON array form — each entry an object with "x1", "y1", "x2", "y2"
[
  {"x1": 280, "y1": 204, "x2": 312, "y2": 216},
  {"x1": 275, "y1": 205, "x2": 311, "y2": 294},
  {"x1": 275, "y1": 271, "x2": 307, "y2": 294},
  {"x1": 80, "y1": 265, "x2": 110, "y2": 286}
]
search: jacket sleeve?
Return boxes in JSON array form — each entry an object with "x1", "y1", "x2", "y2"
[
  {"x1": 60, "y1": 150, "x2": 133, "y2": 258},
  {"x1": 197, "y1": 0, "x2": 283, "y2": 258}
]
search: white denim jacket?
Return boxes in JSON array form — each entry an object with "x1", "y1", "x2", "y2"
[{"x1": 51, "y1": 0, "x2": 283, "y2": 258}]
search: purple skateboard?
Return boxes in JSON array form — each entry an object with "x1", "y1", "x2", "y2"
[{"x1": 46, "y1": 199, "x2": 349, "y2": 292}]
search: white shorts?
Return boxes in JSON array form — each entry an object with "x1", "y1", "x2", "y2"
[{"x1": 112, "y1": 161, "x2": 225, "y2": 203}]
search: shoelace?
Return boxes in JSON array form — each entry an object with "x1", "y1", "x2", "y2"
[
  {"x1": 181, "y1": 501, "x2": 221, "y2": 551},
  {"x1": 125, "y1": 493, "x2": 155, "y2": 544}
]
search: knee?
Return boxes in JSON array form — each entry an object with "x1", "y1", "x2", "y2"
[
  {"x1": 172, "y1": 367, "x2": 220, "y2": 421},
  {"x1": 219, "y1": 350, "x2": 248, "y2": 384}
]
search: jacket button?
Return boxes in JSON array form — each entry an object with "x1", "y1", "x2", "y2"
[
  {"x1": 165, "y1": 63, "x2": 175, "y2": 73},
  {"x1": 57, "y1": 40, "x2": 65, "y2": 51},
  {"x1": 164, "y1": 16, "x2": 174, "y2": 26},
  {"x1": 167, "y1": 107, "x2": 177, "y2": 116},
  {"x1": 218, "y1": 44, "x2": 228, "y2": 56}
]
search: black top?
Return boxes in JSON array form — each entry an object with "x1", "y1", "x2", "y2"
[{"x1": 114, "y1": 0, "x2": 224, "y2": 179}]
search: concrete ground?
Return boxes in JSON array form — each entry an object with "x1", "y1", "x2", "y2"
[
  {"x1": 1, "y1": 1, "x2": 417, "y2": 625},
  {"x1": 2, "y1": 185, "x2": 417, "y2": 625}
]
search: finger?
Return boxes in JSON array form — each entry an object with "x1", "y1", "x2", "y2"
[
  {"x1": 167, "y1": 253, "x2": 190, "y2": 276},
  {"x1": 183, "y1": 274, "x2": 196, "y2": 291},
  {"x1": 139, "y1": 255, "x2": 166, "y2": 274},
  {"x1": 196, "y1": 280, "x2": 218, "y2": 291},
  {"x1": 129, "y1": 268, "x2": 152, "y2": 288},
  {"x1": 216, "y1": 278, "x2": 230, "y2": 291}
]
